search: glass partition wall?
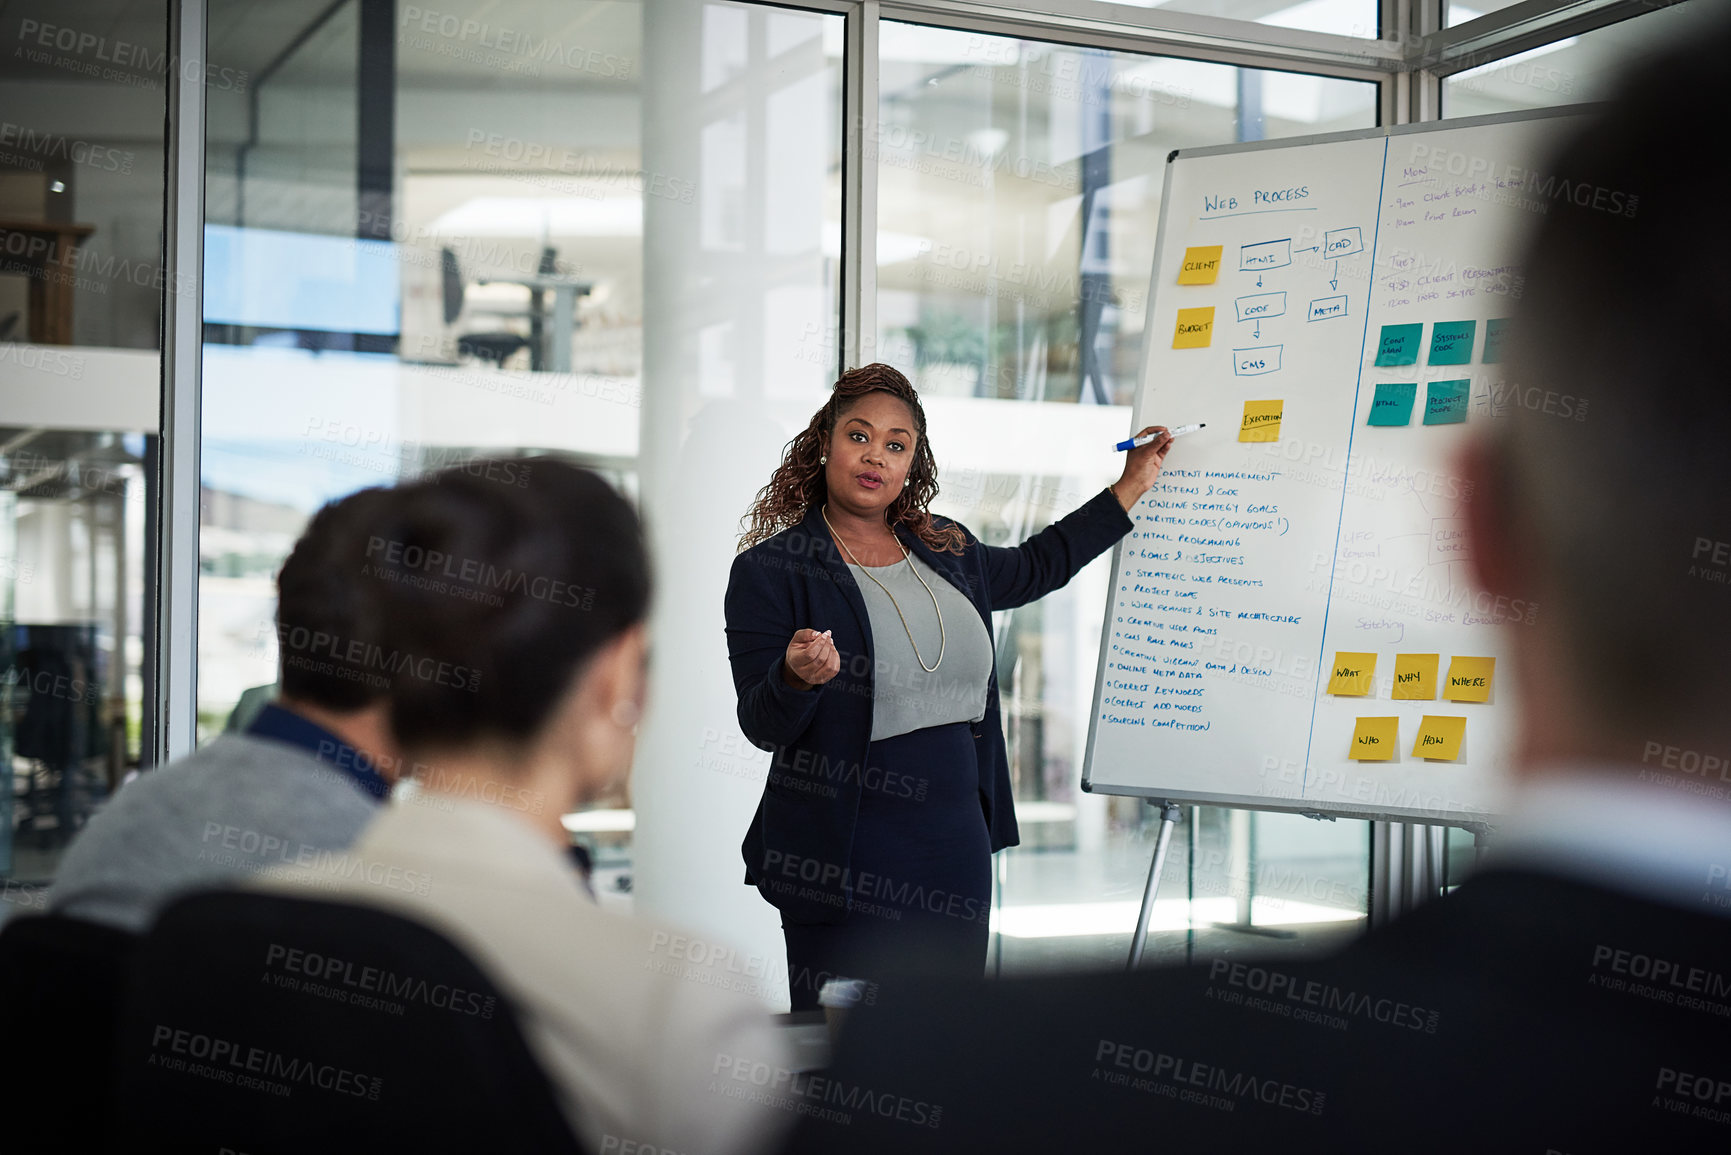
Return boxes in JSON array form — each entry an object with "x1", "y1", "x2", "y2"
[
  {"x1": 5, "y1": 0, "x2": 1700, "y2": 993},
  {"x1": 192, "y1": 0, "x2": 849, "y2": 963},
  {"x1": 195, "y1": 0, "x2": 845, "y2": 724},
  {"x1": 869, "y1": 23, "x2": 1378, "y2": 971},
  {"x1": 180, "y1": 0, "x2": 1387, "y2": 980},
  {"x1": 0, "y1": 0, "x2": 168, "y2": 899}
]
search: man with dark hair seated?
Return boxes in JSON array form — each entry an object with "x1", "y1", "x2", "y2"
[
  {"x1": 49, "y1": 487, "x2": 407, "y2": 933},
  {"x1": 784, "y1": 17, "x2": 1731, "y2": 1155}
]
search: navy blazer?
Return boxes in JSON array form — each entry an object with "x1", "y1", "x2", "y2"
[{"x1": 724, "y1": 487, "x2": 1133, "y2": 924}]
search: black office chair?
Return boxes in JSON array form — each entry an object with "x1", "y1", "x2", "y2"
[
  {"x1": 111, "y1": 891, "x2": 585, "y2": 1155},
  {"x1": 456, "y1": 331, "x2": 533, "y2": 366},
  {"x1": 12, "y1": 627, "x2": 110, "y2": 847},
  {"x1": 0, "y1": 913, "x2": 138, "y2": 1154},
  {"x1": 441, "y1": 246, "x2": 533, "y2": 367}
]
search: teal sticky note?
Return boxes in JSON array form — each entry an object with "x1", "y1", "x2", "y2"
[
  {"x1": 1428, "y1": 320, "x2": 1477, "y2": 365},
  {"x1": 1482, "y1": 318, "x2": 1512, "y2": 364},
  {"x1": 1368, "y1": 382, "x2": 1418, "y2": 426},
  {"x1": 1424, "y1": 379, "x2": 1470, "y2": 425},
  {"x1": 1375, "y1": 324, "x2": 1422, "y2": 367}
]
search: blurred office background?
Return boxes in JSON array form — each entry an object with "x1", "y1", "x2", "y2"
[{"x1": 0, "y1": 0, "x2": 1717, "y2": 999}]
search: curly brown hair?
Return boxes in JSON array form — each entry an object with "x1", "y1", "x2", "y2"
[{"x1": 738, "y1": 363, "x2": 968, "y2": 555}]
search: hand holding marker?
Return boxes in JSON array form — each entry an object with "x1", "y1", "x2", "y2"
[{"x1": 1116, "y1": 423, "x2": 1204, "y2": 451}]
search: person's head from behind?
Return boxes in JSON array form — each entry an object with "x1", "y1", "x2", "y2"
[
  {"x1": 366, "y1": 459, "x2": 651, "y2": 833},
  {"x1": 275, "y1": 486, "x2": 402, "y2": 775},
  {"x1": 1466, "y1": 20, "x2": 1731, "y2": 771}
]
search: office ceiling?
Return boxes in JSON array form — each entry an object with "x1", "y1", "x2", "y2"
[{"x1": 0, "y1": 1, "x2": 642, "y2": 89}]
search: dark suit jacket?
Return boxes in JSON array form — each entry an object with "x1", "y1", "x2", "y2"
[
  {"x1": 725, "y1": 488, "x2": 1132, "y2": 925},
  {"x1": 784, "y1": 868, "x2": 1731, "y2": 1152}
]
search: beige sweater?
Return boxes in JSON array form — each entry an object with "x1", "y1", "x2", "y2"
[{"x1": 257, "y1": 794, "x2": 794, "y2": 1155}]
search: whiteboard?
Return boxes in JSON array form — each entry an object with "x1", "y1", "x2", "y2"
[{"x1": 1083, "y1": 108, "x2": 1592, "y2": 827}]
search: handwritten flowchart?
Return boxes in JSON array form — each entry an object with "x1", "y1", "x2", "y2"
[{"x1": 1174, "y1": 221, "x2": 1366, "y2": 396}]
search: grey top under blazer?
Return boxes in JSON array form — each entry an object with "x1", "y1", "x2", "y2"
[
  {"x1": 845, "y1": 552, "x2": 994, "y2": 741},
  {"x1": 725, "y1": 488, "x2": 1133, "y2": 925}
]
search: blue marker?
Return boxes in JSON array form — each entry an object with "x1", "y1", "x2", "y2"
[{"x1": 1116, "y1": 423, "x2": 1204, "y2": 451}]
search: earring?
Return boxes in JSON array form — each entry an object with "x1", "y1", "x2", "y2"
[
  {"x1": 904, "y1": 478, "x2": 910, "y2": 486},
  {"x1": 820, "y1": 455, "x2": 827, "y2": 464}
]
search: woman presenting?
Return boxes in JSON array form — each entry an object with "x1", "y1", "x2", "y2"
[{"x1": 725, "y1": 363, "x2": 1172, "y2": 1009}]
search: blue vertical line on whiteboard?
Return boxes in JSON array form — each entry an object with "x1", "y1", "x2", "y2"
[{"x1": 1301, "y1": 136, "x2": 1389, "y2": 796}]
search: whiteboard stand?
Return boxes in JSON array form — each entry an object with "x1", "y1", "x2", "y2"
[
  {"x1": 1467, "y1": 821, "x2": 1494, "y2": 871},
  {"x1": 1126, "y1": 801, "x2": 1184, "y2": 970}
]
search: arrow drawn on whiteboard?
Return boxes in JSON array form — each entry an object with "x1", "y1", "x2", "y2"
[
  {"x1": 1296, "y1": 245, "x2": 1318, "y2": 253},
  {"x1": 1253, "y1": 321, "x2": 1261, "y2": 339},
  {"x1": 1256, "y1": 275, "x2": 1263, "y2": 288},
  {"x1": 1329, "y1": 260, "x2": 1339, "y2": 290}
]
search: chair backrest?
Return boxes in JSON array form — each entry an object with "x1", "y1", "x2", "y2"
[
  {"x1": 112, "y1": 890, "x2": 585, "y2": 1155},
  {"x1": 440, "y1": 246, "x2": 464, "y2": 324},
  {"x1": 0, "y1": 913, "x2": 138, "y2": 1153}
]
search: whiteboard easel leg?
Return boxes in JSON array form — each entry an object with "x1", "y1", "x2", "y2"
[{"x1": 1126, "y1": 802, "x2": 1184, "y2": 971}]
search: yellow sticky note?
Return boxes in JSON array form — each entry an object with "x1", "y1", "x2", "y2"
[
  {"x1": 1442, "y1": 655, "x2": 1496, "y2": 703},
  {"x1": 1177, "y1": 246, "x2": 1223, "y2": 285},
  {"x1": 1413, "y1": 715, "x2": 1466, "y2": 760},
  {"x1": 1239, "y1": 399, "x2": 1284, "y2": 442},
  {"x1": 1326, "y1": 652, "x2": 1377, "y2": 696},
  {"x1": 1350, "y1": 717, "x2": 1399, "y2": 761},
  {"x1": 1173, "y1": 307, "x2": 1215, "y2": 349},
  {"x1": 1392, "y1": 654, "x2": 1439, "y2": 700}
]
